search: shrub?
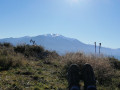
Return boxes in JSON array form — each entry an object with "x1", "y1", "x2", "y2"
[
  {"x1": 14, "y1": 45, "x2": 59, "y2": 59},
  {"x1": 14, "y1": 45, "x2": 25, "y2": 53},
  {"x1": 0, "y1": 42, "x2": 13, "y2": 48},
  {"x1": 61, "y1": 52, "x2": 114, "y2": 86},
  {"x1": 0, "y1": 43, "x2": 3, "y2": 47},
  {"x1": 3, "y1": 42, "x2": 13, "y2": 47},
  {"x1": 0, "y1": 54, "x2": 27, "y2": 70},
  {"x1": 108, "y1": 57, "x2": 120, "y2": 70},
  {"x1": 14, "y1": 45, "x2": 45, "y2": 58}
]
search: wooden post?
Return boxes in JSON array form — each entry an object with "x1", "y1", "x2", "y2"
[
  {"x1": 99, "y1": 43, "x2": 101, "y2": 54},
  {"x1": 94, "y1": 42, "x2": 96, "y2": 54}
]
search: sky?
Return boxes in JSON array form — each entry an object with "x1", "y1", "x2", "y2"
[{"x1": 0, "y1": 0, "x2": 120, "y2": 49}]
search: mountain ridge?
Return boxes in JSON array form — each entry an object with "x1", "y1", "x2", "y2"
[{"x1": 0, "y1": 34, "x2": 120, "y2": 59}]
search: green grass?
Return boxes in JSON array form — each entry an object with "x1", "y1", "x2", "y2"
[
  {"x1": 0, "y1": 61, "x2": 67, "y2": 90},
  {"x1": 0, "y1": 43, "x2": 120, "y2": 90}
]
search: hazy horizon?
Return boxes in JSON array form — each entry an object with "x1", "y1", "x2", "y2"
[{"x1": 0, "y1": 33, "x2": 120, "y2": 49}]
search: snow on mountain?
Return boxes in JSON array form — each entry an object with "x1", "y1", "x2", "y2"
[{"x1": 0, "y1": 34, "x2": 120, "y2": 59}]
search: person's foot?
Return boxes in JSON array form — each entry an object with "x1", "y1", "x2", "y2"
[
  {"x1": 81, "y1": 64, "x2": 96, "y2": 90},
  {"x1": 67, "y1": 64, "x2": 80, "y2": 90}
]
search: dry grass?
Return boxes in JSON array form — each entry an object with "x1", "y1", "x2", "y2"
[
  {"x1": 0, "y1": 43, "x2": 120, "y2": 89},
  {"x1": 61, "y1": 52, "x2": 114, "y2": 85},
  {"x1": 0, "y1": 46, "x2": 28, "y2": 70}
]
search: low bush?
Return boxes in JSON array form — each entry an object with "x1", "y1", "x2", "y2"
[
  {"x1": 0, "y1": 54, "x2": 27, "y2": 70},
  {"x1": 14, "y1": 45, "x2": 45, "y2": 58},
  {"x1": 108, "y1": 57, "x2": 120, "y2": 70},
  {"x1": 14, "y1": 45, "x2": 59, "y2": 59},
  {"x1": 61, "y1": 52, "x2": 114, "y2": 86},
  {"x1": 0, "y1": 42, "x2": 13, "y2": 47}
]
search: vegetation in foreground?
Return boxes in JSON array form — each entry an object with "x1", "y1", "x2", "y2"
[{"x1": 0, "y1": 43, "x2": 120, "y2": 90}]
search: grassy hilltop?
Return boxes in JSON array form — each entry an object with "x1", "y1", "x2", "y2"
[{"x1": 0, "y1": 43, "x2": 120, "y2": 90}]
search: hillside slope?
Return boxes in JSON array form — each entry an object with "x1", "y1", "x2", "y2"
[{"x1": 0, "y1": 43, "x2": 120, "y2": 90}]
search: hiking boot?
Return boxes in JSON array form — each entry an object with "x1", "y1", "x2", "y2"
[
  {"x1": 67, "y1": 64, "x2": 80, "y2": 90},
  {"x1": 81, "y1": 64, "x2": 96, "y2": 90}
]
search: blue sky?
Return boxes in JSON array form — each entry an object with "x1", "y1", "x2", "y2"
[{"x1": 0, "y1": 0, "x2": 120, "y2": 49}]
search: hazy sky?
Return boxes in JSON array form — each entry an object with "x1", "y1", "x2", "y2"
[{"x1": 0, "y1": 0, "x2": 120, "y2": 49}]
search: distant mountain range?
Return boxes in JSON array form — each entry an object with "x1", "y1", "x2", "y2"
[{"x1": 0, "y1": 34, "x2": 120, "y2": 60}]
